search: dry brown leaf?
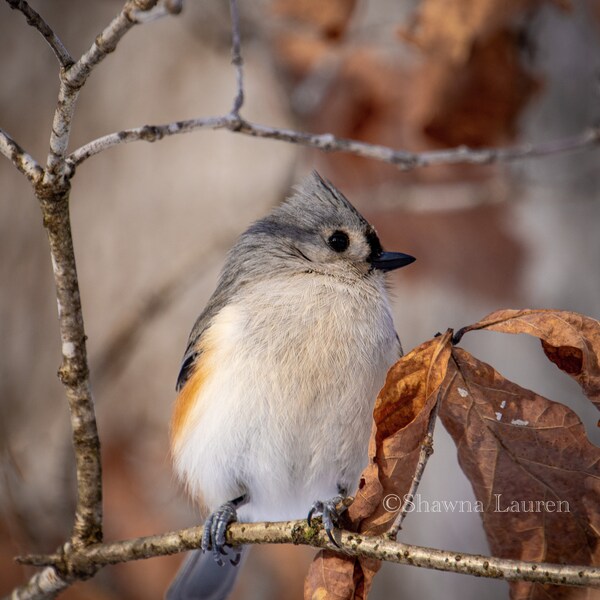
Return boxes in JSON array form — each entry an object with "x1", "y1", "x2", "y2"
[
  {"x1": 269, "y1": 0, "x2": 548, "y2": 187},
  {"x1": 305, "y1": 331, "x2": 453, "y2": 599},
  {"x1": 303, "y1": 551, "x2": 379, "y2": 600},
  {"x1": 457, "y1": 309, "x2": 600, "y2": 410},
  {"x1": 416, "y1": 30, "x2": 541, "y2": 148},
  {"x1": 440, "y1": 347, "x2": 600, "y2": 600},
  {"x1": 400, "y1": 0, "x2": 569, "y2": 64}
]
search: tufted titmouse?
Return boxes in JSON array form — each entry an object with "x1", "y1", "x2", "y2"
[{"x1": 166, "y1": 172, "x2": 415, "y2": 600}]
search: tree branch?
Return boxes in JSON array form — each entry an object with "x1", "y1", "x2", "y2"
[
  {"x1": 228, "y1": 0, "x2": 244, "y2": 116},
  {"x1": 67, "y1": 115, "x2": 600, "y2": 173},
  {"x1": 37, "y1": 188, "x2": 103, "y2": 549},
  {"x1": 67, "y1": 116, "x2": 227, "y2": 167},
  {"x1": 62, "y1": 0, "x2": 158, "y2": 90},
  {"x1": 0, "y1": 127, "x2": 43, "y2": 184},
  {"x1": 4, "y1": 0, "x2": 74, "y2": 69},
  {"x1": 9, "y1": 520, "x2": 600, "y2": 600},
  {"x1": 44, "y1": 0, "x2": 159, "y2": 183}
]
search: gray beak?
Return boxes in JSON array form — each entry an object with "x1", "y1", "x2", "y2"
[{"x1": 371, "y1": 251, "x2": 416, "y2": 272}]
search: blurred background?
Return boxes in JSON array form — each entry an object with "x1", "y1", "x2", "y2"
[{"x1": 1, "y1": 0, "x2": 599, "y2": 598}]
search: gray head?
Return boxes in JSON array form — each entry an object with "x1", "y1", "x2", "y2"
[
  {"x1": 226, "y1": 171, "x2": 415, "y2": 284},
  {"x1": 176, "y1": 172, "x2": 415, "y2": 390}
]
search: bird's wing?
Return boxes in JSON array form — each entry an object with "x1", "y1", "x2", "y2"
[{"x1": 176, "y1": 296, "x2": 226, "y2": 392}]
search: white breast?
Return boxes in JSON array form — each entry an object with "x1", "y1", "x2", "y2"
[{"x1": 172, "y1": 272, "x2": 399, "y2": 521}]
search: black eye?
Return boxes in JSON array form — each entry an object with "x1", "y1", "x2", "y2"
[{"x1": 327, "y1": 230, "x2": 350, "y2": 252}]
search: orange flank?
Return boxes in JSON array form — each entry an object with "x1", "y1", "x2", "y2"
[{"x1": 170, "y1": 353, "x2": 210, "y2": 449}]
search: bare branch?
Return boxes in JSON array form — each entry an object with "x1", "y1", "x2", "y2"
[
  {"x1": 68, "y1": 116, "x2": 600, "y2": 172},
  {"x1": 38, "y1": 190, "x2": 103, "y2": 549},
  {"x1": 0, "y1": 127, "x2": 43, "y2": 184},
  {"x1": 67, "y1": 116, "x2": 228, "y2": 167},
  {"x1": 8, "y1": 520, "x2": 600, "y2": 599},
  {"x1": 4, "y1": 0, "x2": 74, "y2": 69},
  {"x1": 44, "y1": 0, "x2": 159, "y2": 182},
  {"x1": 63, "y1": 0, "x2": 158, "y2": 90},
  {"x1": 228, "y1": 0, "x2": 244, "y2": 116},
  {"x1": 388, "y1": 390, "x2": 443, "y2": 540}
]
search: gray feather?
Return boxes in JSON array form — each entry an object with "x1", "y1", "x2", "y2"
[{"x1": 165, "y1": 547, "x2": 248, "y2": 600}]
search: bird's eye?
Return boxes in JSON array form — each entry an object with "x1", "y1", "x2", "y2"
[{"x1": 327, "y1": 230, "x2": 350, "y2": 252}]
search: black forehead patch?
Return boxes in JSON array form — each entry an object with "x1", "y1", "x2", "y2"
[{"x1": 365, "y1": 227, "x2": 383, "y2": 261}]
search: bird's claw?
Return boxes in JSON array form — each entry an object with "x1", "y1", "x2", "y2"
[
  {"x1": 307, "y1": 494, "x2": 346, "y2": 548},
  {"x1": 201, "y1": 500, "x2": 241, "y2": 566}
]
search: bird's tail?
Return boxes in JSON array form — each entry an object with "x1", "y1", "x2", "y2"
[{"x1": 165, "y1": 546, "x2": 248, "y2": 600}]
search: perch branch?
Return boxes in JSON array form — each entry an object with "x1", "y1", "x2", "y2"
[{"x1": 9, "y1": 520, "x2": 600, "y2": 600}]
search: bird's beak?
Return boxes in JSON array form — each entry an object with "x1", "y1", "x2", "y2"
[{"x1": 371, "y1": 252, "x2": 416, "y2": 272}]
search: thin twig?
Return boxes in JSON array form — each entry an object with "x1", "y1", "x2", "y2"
[
  {"x1": 0, "y1": 128, "x2": 43, "y2": 184},
  {"x1": 8, "y1": 520, "x2": 600, "y2": 600},
  {"x1": 388, "y1": 390, "x2": 443, "y2": 540},
  {"x1": 67, "y1": 116, "x2": 226, "y2": 167},
  {"x1": 63, "y1": 0, "x2": 158, "y2": 90},
  {"x1": 5, "y1": 0, "x2": 74, "y2": 68},
  {"x1": 228, "y1": 0, "x2": 244, "y2": 116},
  {"x1": 67, "y1": 116, "x2": 600, "y2": 172},
  {"x1": 44, "y1": 0, "x2": 159, "y2": 183}
]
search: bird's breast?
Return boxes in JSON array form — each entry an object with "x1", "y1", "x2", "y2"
[{"x1": 171, "y1": 273, "x2": 399, "y2": 514}]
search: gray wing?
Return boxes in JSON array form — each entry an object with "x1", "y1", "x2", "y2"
[
  {"x1": 176, "y1": 299, "x2": 224, "y2": 391},
  {"x1": 165, "y1": 547, "x2": 248, "y2": 600},
  {"x1": 175, "y1": 252, "x2": 246, "y2": 391},
  {"x1": 176, "y1": 206, "x2": 295, "y2": 391}
]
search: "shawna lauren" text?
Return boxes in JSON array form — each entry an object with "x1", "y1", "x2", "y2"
[{"x1": 388, "y1": 493, "x2": 570, "y2": 513}]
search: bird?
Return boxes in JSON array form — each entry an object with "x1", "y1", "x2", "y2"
[{"x1": 166, "y1": 172, "x2": 415, "y2": 600}]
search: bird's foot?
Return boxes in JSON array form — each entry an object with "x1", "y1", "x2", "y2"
[
  {"x1": 202, "y1": 495, "x2": 246, "y2": 566},
  {"x1": 307, "y1": 494, "x2": 349, "y2": 548}
]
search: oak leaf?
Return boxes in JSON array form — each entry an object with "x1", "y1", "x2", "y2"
[
  {"x1": 400, "y1": 0, "x2": 569, "y2": 64},
  {"x1": 456, "y1": 309, "x2": 600, "y2": 410},
  {"x1": 440, "y1": 347, "x2": 600, "y2": 600}
]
